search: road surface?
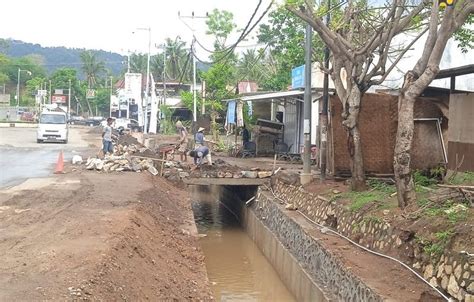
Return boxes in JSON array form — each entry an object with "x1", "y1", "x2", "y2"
[{"x1": 0, "y1": 126, "x2": 99, "y2": 188}]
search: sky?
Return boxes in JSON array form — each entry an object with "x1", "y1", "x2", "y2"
[{"x1": 0, "y1": 0, "x2": 276, "y2": 57}]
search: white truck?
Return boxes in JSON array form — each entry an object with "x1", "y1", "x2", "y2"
[{"x1": 37, "y1": 111, "x2": 68, "y2": 144}]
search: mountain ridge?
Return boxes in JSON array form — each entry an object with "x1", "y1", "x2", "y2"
[{"x1": 1, "y1": 39, "x2": 125, "y2": 76}]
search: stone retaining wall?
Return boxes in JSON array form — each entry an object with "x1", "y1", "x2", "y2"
[
  {"x1": 269, "y1": 179, "x2": 473, "y2": 302},
  {"x1": 250, "y1": 190, "x2": 384, "y2": 302}
]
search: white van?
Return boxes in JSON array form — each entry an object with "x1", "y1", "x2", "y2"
[{"x1": 37, "y1": 111, "x2": 69, "y2": 143}]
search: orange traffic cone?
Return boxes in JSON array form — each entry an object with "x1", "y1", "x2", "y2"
[{"x1": 54, "y1": 150, "x2": 64, "y2": 174}]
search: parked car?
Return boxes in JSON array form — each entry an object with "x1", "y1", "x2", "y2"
[
  {"x1": 68, "y1": 115, "x2": 85, "y2": 125},
  {"x1": 114, "y1": 118, "x2": 142, "y2": 132},
  {"x1": 84, "y1": 117, "x2": 104, "y2": 127}
]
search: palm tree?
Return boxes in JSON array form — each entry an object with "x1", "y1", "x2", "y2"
[
  {"x1": 150, "y1": 54, "x2": 164, "y2": 81},
  {"x1": 165, "y1": 37, "x2": 188, "y2": 81},
  {"x1": 129, "y1": 53, "x2": 148, "y2": 75},
  {"x1": 237, "y1": 49, "x2": 265, "y2": 83},
  {"x1": 80, "y1": 50, "x2": 105, "y2": 88}
]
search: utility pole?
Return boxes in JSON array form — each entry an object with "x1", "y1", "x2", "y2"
[
  {"x1": 109, "y1": 76, "x2": 113, "y2": 117},
  {"x1": 178, "y1": 11, "x2": 209, "y2": 127},
  {"x1": 162, "y1": 43, "x2": 167, "y2": 108},
  {"x1": 320, "y1": 0, "x2": 331, "y2": 182},
  {"x1": 192, "y1": 40, "x2": 197, "y2": 123},
  {"x1": 135, "y1": 27, "x2": 152, "y2": 133},
  {"x1": 301, "y1": 24, "x2": 312, "y2": 185},
  {"x1": 68, "y1": 79, "x2": 71, "y2": 117}
]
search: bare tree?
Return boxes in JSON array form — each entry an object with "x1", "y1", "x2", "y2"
[
  {"x1": 394, "y1": 0, "x2": 474, "y2": 208},
  {"x1": 288, "y1": 0, "x2": 427, "y2": 190}
]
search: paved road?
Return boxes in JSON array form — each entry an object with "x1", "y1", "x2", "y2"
[{"x1": 0, "y1": 126, "x2": 96, "y2": 188}]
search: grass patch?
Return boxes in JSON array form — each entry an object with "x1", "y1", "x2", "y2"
[
  {"x1": 346, "y1": 191, "x2": 385, "y2": 211},
  {"x1": 424, "y1": 200, "x2": 469, "y2": 224},
  {"x1": 344, "y1": 180, "x2": 396, "y2": 212},
  {"x1": 416, "y1": 230, "x2": 454, "y2": 258},
  {"x1": 448, "y1": 171, "x2": 474, "y2": 185}
]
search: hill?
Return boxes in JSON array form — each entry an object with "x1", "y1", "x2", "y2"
[{"x1": 1, "y1": 39, "x2": 125, "y2": 76}]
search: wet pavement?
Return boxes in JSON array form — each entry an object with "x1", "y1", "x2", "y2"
[{"x1": 0, "y1": 127, "x2": 93, "y2": 188}]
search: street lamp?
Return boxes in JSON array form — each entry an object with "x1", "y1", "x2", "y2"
[
  {"x1": 16, "y1": 68, "x2": 32, "y2": 108},
  {"x1": 135, "y1": 27, "x2": 151, "y2": 134}
]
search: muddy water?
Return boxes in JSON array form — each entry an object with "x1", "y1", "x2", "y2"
[{"x1": 192, "y1": 200, "x2": 296, "y2": 302}]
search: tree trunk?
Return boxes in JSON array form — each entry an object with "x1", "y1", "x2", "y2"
[
  {"x1": 349, "y1": 125, "x2": 366, "y2": 191},
  {"x1": 342, "y1": 86, "x2": 367, "y2": 191},
  {"x1": 394, "y1": 93, "x2": 416, "y2": 209}
]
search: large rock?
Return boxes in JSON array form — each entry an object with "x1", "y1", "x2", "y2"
[
  {"x1": 242, "y1": 171, "x2": 258, "y2": 178},
  {"x1": 258, "y1": 171, "x2": 273, "y2": 178},
  {"x1": 148, "y1": 166, "x2": 159, "y2": 176},
  {"x1": 447, "y1": 275, "x2": 460, "y2": 297}
]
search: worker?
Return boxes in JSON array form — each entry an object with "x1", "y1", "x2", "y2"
[
  {"x1": 176, "y1": 120, "x2": 188, "y2": 162},
  {"x1": 189, "y1": 146, "x2": 212, "y2": 166},
  {"x1": 194, "y1": 127, "x2": 206, "y2": 147},
  {"x1": 102, "y1": 117, "x2": 115, "y2": 155}
]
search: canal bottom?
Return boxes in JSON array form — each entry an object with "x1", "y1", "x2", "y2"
[{"x1": 192, "y1": 199, "x2": 296, "y2": 302}]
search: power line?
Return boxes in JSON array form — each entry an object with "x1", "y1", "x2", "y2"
[{"x1": 191, "y1": 0, "x2": 274, "y2": 65}]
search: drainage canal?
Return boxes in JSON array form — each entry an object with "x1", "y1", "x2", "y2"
[{"x1": 191, "y1": 185, "x2": 296, "y2": 301}]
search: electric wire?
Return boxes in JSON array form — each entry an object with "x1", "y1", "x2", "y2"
[
  {"x1": 262, "y1": 185, "x2": 451, "y2": 301},
  {"x1": 192, "y1": 0, "x2": 263, "y2": 55},
  {"x1": 191, "y1": 0, "x2": 274, "y2": 65}
]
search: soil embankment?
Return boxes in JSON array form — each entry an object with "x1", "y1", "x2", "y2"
[{"x1": 0, "y1": 168, "x2": 212, "y2": 300}]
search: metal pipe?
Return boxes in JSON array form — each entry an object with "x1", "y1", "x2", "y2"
[{"x1": 436, "y1": 119, "x2": 448, "y2": 164}]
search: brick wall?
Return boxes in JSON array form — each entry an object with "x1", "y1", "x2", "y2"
[
  {"x1": 330, "y1": 93, "x2": 398, "y2": 175},
  {"x1": 330, "y1": 94, "x2": 448, "y2": 175}
]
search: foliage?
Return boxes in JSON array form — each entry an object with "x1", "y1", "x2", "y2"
[
  {"x1": 165, "y1": 37, "x2": 189, "y2": 81},
  {"x1": 130, "y1": 53, "x2": 148, "y2": 75},
  {"x1": 80, "y1": 50, "x2": 106, "y2": 87},
  {"x1": 367, "y1": 179, "x2": 396, "y2": 194},
  {"x1": 413, "y1": 170, "x2": 438, "y2": 188},
  {"x1": 159, "y1": 105, "x2": 177, "y2": 134},
  {"x1": 257, "y1": 6, "x2": 307, "y2": 90},
  {"x1": 448, "y1": 171, "x2": 474, "y2": 185},
  {"x1": 415, "y1": 230, "x2": 453, "y2": 258},
  {"x1": 424, "y1": 200, "x2": 469, "y2": 224},
  {"x1": 454, "y1": 14, "x2": 474, "y2": 53},
  {"x1": 345, "y1": 191, "x2": 383, "y2": 212},
  {"x1": 206, "y1": 9, "x2": 237, "y2": 49},
  {"x1": 1, "y1": 38, "x2": 124, "y2": 76}
]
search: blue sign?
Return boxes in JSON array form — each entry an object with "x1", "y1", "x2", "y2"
[{"x1": 291, "y1": 65, "x2": 305, "y2": 89}]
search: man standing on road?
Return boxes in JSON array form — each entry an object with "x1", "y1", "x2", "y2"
[
  {"x1": 102, "y1": 117, "x2": 115, "y2": 155},
  {"x1": 189, "y1": 145, "x2": 212, "y2": 166},
  {"x1": 176, "y1": 120, "x2": 188, "y2": 162},
  {"x1": 6, "y1": 110, "x2": 10, "y2": 121}
]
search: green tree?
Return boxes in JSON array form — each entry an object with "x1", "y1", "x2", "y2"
[
  {"x1": 80, "y1": 50, "x2": 105, "y2": 88},
  {"x1": 165, "y1": 37, "x2": 189, "y2": 80},
  {"x1": 206, "y1": 9, "x2": 237, "y2": 49},
  {"x1": 258, "y1": 5, "x2": 324, "y2": 90},
  {"x1": 237, "y1": 49, "x2": 266, "y2": 83},
  {"x1": 0, "y1": 54, "x2": 10, "y2": 86},
  {"x1": 454, "y1": 14, "x2": 474, "y2": 53}
]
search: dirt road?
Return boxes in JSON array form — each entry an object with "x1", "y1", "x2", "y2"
[{"x1": 0, "y1": 131, "x2": 213, "y2": 300}]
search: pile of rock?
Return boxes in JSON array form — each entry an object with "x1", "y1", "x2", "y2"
[{"x1": 85, "y1": 155, "x2": 159, "y2": 175}]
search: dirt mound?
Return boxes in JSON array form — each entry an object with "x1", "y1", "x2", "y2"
[
  {"x1": 117, "y1": 134, "x2": 140, "y2": 146},
  {"x1": 78, "y1": 179, "x2": 212, "y2": 300},
  {"x1": 0, "y1": 170, "x2": 212, "y2": 300}
]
